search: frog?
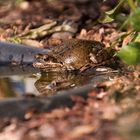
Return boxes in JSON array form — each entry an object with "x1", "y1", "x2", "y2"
[{"x1": 33, "y1": 39, "x2": 113, "y2": 72}]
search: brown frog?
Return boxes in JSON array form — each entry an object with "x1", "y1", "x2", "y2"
[{"x1": 33, "y1": 39, "x2": 113, "y2": 72}]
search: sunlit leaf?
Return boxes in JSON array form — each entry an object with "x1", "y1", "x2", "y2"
[
  {"x1": 105, "y1": 8, "x2": 117, "y2": 15},
  {"x1": 98, "y1": 14, "x2": 114, "y2": 23},
  {"x1": 117, "y1": 42, "x2": 140, "y2": 65}
]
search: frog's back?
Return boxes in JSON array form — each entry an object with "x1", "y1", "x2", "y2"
[{"x1": 49, "y1": 39, "x2": 104, "y2": 70}]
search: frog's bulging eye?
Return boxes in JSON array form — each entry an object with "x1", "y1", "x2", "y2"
[{"x1": 92, "y1": 48, "x2": 98, "y2": 53}]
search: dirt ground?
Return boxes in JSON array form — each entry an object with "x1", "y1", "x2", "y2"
[{"x1": 0, "y1": 0, "x2": 139, "y2": 140}]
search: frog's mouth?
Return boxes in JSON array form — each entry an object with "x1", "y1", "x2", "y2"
[{"x1": 34, "y1": 53, "x2": 65, "y2": 71}]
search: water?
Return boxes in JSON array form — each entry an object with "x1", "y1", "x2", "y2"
[
  {"x1": 0, "y1": 65, "x2": 116, "y2": 97},
  {"x1": 0, "y1": 65, "x2": 40, "y2": 98}
]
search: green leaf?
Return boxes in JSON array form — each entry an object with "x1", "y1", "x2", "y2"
[
  {"x1": 105, "y1": 8, "x2": 117, "y2": 15},
  {"x1": 130, "y1": 8, "x2": 140, "y2": 31},
  {"x1": 136, "y1": 0, "x2": 140, "y2": 3},
  {"x1": 98, "y1": 14, "x2": 114, "y2": 23},
  {"x1": 117, "y1": 42, "x2": 140, "y2": 65}
]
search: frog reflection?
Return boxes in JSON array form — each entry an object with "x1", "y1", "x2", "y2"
[{"x1": 34, "y1": 68, "x2": 115, "y2": 95}]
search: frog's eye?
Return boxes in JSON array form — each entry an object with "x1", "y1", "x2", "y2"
[{"x1": 92, "y1": 48, "x2": 98, "y2": 53}]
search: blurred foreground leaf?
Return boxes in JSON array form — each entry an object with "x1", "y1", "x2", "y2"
[
  {"x1": 130, "y1": 8, "x2": 140, "y2": 31},
  {"x1": 117, "y1": 42, "x2": 140, "y2": 65}
]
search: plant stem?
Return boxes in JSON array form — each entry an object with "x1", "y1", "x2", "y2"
[{"x1": 127, "y1": 0, "x2": 136, "y2": 11}]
